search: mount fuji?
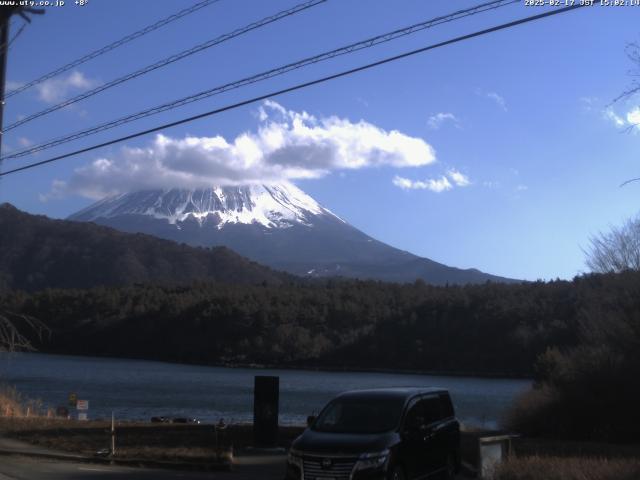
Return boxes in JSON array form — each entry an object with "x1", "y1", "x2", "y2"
[{"x1": 69, "y1": 183, "x2": 513, "y2": 285}]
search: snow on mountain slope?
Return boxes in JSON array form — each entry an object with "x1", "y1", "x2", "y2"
[
  {"x1": 70, "y1": 183, "x2": 342, "y2": 229},
  {"x1": 69, "y1": 183, "x2": 516, "y2": 285}
]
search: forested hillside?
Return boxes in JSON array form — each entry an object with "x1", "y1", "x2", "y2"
[
  {"x1": 0, "y1": 203, "x2": 288, "y2": 291},
  {"x1": 3, "y1": 270, "x2": 638, "y2": 377}
]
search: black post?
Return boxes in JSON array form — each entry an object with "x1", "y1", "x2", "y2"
[
  {"x1": 0, "y1": 6, "x2": 44, "y2": 162},
  {"x1": 0, "y1": 10, "x2": 10, "y2": 160},
  {"x1": 253, "y1": 375, "x2": 279, "y2": 447}
]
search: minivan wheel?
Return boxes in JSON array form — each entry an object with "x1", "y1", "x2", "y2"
[{"x1": 389, "y1": 465, "x2": 406, "y2": 480}]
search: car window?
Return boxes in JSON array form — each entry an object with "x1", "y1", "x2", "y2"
[
  {"x1": 421, "y1": 395, "x2": 444, "y2": 425},
  {"x1": 404, "y1": 398, "x2": 425, "y2": 430},
  {"x1": 439, "y1": 393, "x2": 454, "y2": 418},
  {"x1": 314, "y1": 396, "x2": 406, "y2": 434},
  {"x1": 319, "y1": 401, "x2": 341, "y2": 428}
]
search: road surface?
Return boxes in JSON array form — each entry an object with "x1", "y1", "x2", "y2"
[{"x1": 0, "y1": 454, "x2": 287, "y2": 480}]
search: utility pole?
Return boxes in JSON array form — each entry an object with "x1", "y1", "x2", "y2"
[
  {"x1": 0, "y1": 6, "x2": 43, "y2": 161},
  {"x1": 0, "y1": 8, "x2": 11, "y2": 160}
]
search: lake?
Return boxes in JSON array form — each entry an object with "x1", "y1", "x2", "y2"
[{"x1": 0, "y1": 353, "x2": 530, "y2": 428}]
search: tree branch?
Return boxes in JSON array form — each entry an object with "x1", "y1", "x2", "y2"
[{"x1": 0, "y1": 310, "x2": 49, "y2": 352}]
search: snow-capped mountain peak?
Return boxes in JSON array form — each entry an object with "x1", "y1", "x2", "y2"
[
  {"x1": 70, "y1": 183, "x2": 342, "y2": 229},
  {"x1": 69, "y1": 182, "x2": 514, "y2": 285}
]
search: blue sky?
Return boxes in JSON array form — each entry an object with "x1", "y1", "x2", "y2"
[{"x1": 0, "y1": 0, "x2": 638, "y2": 281}]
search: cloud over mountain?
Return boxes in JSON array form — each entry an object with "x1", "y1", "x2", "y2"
[{"x1": 49, "y1": 101, "x2": 436, "y2": 199}]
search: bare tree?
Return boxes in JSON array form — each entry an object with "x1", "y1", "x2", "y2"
[
  {"x1": 585, "y1": 216, "x2": 640, "y2": 273},
  {"x1": 0, "y1": 310, "x2": 47, "y2": 352},
  {"x1": 614, "y1": 42, "x2": 640, "y2": 104},
  {"x1": 616, "y1": 42, "x2": 640, "y2": 187}
]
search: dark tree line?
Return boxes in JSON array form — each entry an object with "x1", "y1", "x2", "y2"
[
  {"x1": 2, "y1": 270, "x2": 638, "y2": 382},
  {"x1": 507, "y1": 270, "x2": 640, "y2": 442}
]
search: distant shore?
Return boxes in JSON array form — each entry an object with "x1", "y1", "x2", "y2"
[{"x1": 15, "y1": 350, "x2": 533, "y2": 381}]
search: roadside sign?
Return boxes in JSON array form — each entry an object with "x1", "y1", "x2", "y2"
[
  {"x1": 68, "y1": 392, "x2": 77, "y2": 407},
  {"x1": 479, "y1": 435, "x2": 513, "y2": 478},
  {"x1": 76, "y1": 400, "x2": 89, "y2": 410},
  {"x1": 78, "y1": 412, "x2": 88, "y2": 421}
]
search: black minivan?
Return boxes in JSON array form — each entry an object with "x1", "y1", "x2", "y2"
[{"x1": 285, "y1": 388, "x2": 460, "y2": 480}]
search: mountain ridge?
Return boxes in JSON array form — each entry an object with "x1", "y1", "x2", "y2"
[
  {"x1": 0, "y1": 202, "x2": 289, "y2": 292},
  {"x1": 69, "y1": 183, "x2": 517, "y2": 285}
]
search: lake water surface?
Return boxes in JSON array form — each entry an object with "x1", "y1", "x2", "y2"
[{"x1": 0, "y1": 353, "x2": 530, "y2": 428}]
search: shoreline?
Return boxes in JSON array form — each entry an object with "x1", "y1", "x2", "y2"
[{"x1": 6, "y1": 350, "x2": 533, "y2": 381}]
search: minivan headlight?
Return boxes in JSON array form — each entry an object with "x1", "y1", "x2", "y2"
[
  {"x1": 287, "y1": 448, "x2": 303, "y2": 468},
  {"x1": 355, "y1": 449, "x2": 390, "y2": 470}
]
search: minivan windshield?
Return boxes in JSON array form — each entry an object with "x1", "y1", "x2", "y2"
[{"x1": 313, "y1": 396, "x2": 405, "y2": 434}]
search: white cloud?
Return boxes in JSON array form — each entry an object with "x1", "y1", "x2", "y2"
[
  {"x1": 603, "y1": 106, "x2": 640, "y2": 131},
  {"x1": 627, "y1": 107, "x2": 640, "y2": 125},
  {"x1": 427, "y1": 112, "x2": 459, "y2": 130},
  {"x1": 36, "y1": 70, "x2": 98, "y2": 104},
  {"x1": 259, "y1": 99, "x2": 286, "y2": 118},
  {"x1": 392, "y1": 169, "x2": 470, "y2": 193},
  {"x1": 486, "y1": 92, "x2": 507, "y2": 111},
  {"x1": 604, "y1": 108, "x2": 626, "y2": 127},
  {"x1": 476, "y1": 89, "x2": 507, "y2": 111},
  {"x1": 448, "y1": 169, "x2": 470, "y2": 187},
  {"x1": 356, "y1": 97, "x2": 369, "y2": 108},
  {"x1": 6, "y1": 80, "x2": 23, "y2": 91},
  {"x1": 392, "y1": 175, "x2": 452, "y2": 193},
  {"x1": 515, "y1": 184, "x2": 528, "y2": 192},
  {"x1": 17, "y1": 137, "x2": 33, "y2": 148},
  {"x1": 579, "y1": 96, "x2": 599, "y2": 112},
  {"x1": 49, "y1": 101, "x2": 436, "y2": 199}
]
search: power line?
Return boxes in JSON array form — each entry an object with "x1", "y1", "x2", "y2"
[
  {"x1": 3, "y1": 0, "x2": 222, "y2": 100},
  {"x1": 2, "y1": 0, "x2": 518, "y2": 162},
  {"x1": 0, "y1": 4, "x2": 587, "y2": 179},
  {"x1": 2, "y1": 0, "x2": 327, "y2": 132}
]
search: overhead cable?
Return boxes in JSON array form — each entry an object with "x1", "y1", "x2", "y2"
[
  {"x1": 0, "y1": 4, "x2": 588, "y2": 178},
  {"x1": 2, "y1": 0, "x2": 326, "y2": 132},
  {"x1": 2, "y1": 0, "x2": 517, "y2": 161},
  {"x1": 3, "y1": 0, "x2": 223, "y2": 99}
]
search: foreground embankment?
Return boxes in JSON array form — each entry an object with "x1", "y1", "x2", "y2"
[
  {"x1": 493, "y1": 456, "x2": 640, "y2": 480},
  {"x1": 0, "y1": 418, "x2": 301, "y2": 463},
  {"x1": 2, "y1": 417, "x2": 640, "y2": 480}
]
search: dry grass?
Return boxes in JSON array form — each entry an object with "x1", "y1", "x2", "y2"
[
  {"x1": 0, "y1": 385, "x2": 44, "y2": 418},
  {"x1": 502, "y1": 385, "x2": 562, "y2": 437},
  {"x1": 512, "y1": 437, "x2": 640, "y2": 460},
  {"x1": 0, "y1": 418, "x2": 303, "y2": 461},
  {"x1": 108, "y1": 446, "x2": 233, "y2": 463},
  {"x1": 494, "y1": 456, "x2": 640, "y2": 480}
]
